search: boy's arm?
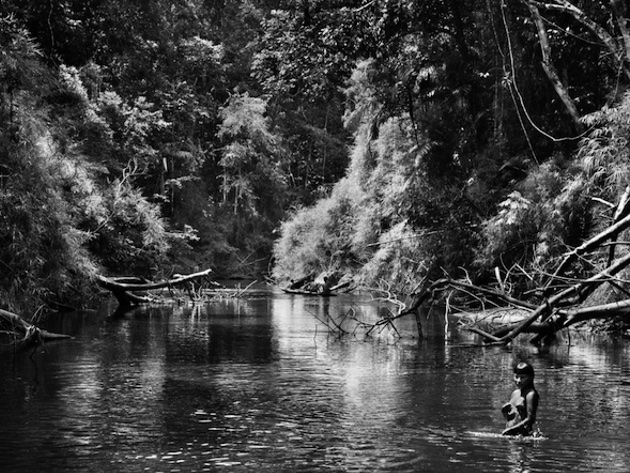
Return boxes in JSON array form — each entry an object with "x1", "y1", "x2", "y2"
[
  {"x1": 525, "y1": 390, "x2": 539, "y2": 424},
  {"x1": 502, "y1": 419, "x2": 527, "y2": 435}
]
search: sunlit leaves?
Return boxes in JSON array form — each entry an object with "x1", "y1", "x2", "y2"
[
  {"x1": 0, "y1": 15, "x2": 44, "y2": 96},
  {"x1": 252, "y1": 6, "x2": 361, "y2": 102},
  {"x1": 219, "y1": 94, "x2": 272, "y2": 142},
  {"x1": 218, "y1": 93, "x2": 286, "y2": 216},
  {"x1": 579, "y1": 93, "x2": 630, "y2": 192}
]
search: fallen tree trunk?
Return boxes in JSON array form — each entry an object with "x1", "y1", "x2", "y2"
[
  {"x1": 393, "y1": 182, "x2": 630, "y2": 346},
  {"x1": 544, "y1": 210, "x2": 630, "y2": 289},
  {"x1": 399, "y1": 246, "x2": 630, "y2": 346},
  {"x1": 607, "y1": 185, "x2": 630, "y2": 266},
  {"x1": 96, "y1": 269, "x2": 213, "y2": 309},
  {"x1": 527, "y1": 298, "x2": 630, "y2": 344},
  {"x1": 465, "y1": 321, "x2": 557, "y2": 344},
  {"x1": 320, "y1": 187, "x2": 630, "y2": 344},
  {"x1": 0, "y1": 308, "x2": 71, "y2": 351}
]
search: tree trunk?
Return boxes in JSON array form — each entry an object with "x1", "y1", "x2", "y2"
[
  {"x1": 525, "y1": 1, "x2": 583, "y2": 129},
  {"x1": 530, "y1": 0, "x2": 630, "y2": 80}
]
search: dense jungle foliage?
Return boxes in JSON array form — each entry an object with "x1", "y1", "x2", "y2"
[{"x1": 2, "y1": 0, "x2": 630, "y2": 312}]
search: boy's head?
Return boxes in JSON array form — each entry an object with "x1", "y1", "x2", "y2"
[{"x1": 514, "y1": 362, "x2": 534, "y2": 378}]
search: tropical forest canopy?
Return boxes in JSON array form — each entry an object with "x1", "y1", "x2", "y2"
[{"x1": 2, "y1": 0, "x2": 630, "y2": 312}]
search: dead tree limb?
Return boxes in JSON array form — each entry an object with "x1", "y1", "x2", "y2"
[
  {"x1": 525, "y1": 0, "x2": 583, "y2": 129},
  {"x1": 532, "y1": 298, "x2": 630, "y2": 339},
  {"x1": 528, "y1": 298, "x2": 630, "y2": 345},
  {"x1": 490, "y1": 251, "x2": 630, "y2": 344},
  {"x1": 394, "y1": 189, "x2": 630, "y2": 345},
  {"x1": 408, "y1": 246, "x2": 630, "y2": 346},
  {"x1": 565, "y1": 299, "x2": 630, "y2": 323},
  {"x1": 466, "y1": 325, "x2": 504, "y2": 343},
  {"x1": 0, "y1": 308, "x2": 71, "y2": 350},
  {"x1": 545, "y1": 212, "x2": 630, "y2": 288},
  {"x1": 401, "y1": 277, "x2": 537, "y2": 317},
  {"x1": 608, "y1": 185, "x2": 630, "y2": 265},
  {"x1": 96, "y1": 269, "x2": 213, "y2": 309}
]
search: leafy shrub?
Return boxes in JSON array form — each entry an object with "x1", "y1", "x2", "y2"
[
  {"x1": 473, "y1": 94, "x2": 630, "y2": 284},
  {"x1": 473, "y1": 153, "x2": 591, "y2": 290},
  {"x1": 360, "y1": 221, "x2": 429, "y2": 292},
  {"x1": 272, "y1": 178, "x2": 361, "y2": 281},
  {"x1": 90, "y1": 179, "x2": 171, "y2": 275},
  {"x1": 273, "y1": 102, "x2": 441, "y2": 288},
  {"x1": 0, "y1": 41, "x2": 178, "y2": 310},
  {"x1": 0, "y1": 139, "x2": 98, "y2": 310}
]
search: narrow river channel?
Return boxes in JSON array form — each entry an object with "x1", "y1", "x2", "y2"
[{"x1": 1, "y1": 284, "x2": 630, "y2": 472}]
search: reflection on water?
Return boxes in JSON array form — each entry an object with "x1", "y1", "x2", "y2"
[{"x1": 1, "y1": 285, "x2": 630, "y2": 472}]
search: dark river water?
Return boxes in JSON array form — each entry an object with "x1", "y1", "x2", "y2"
[{"x1": 1, "y1": 284, "x2": 630, "y2": 472}]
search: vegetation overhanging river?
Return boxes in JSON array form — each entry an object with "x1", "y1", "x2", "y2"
[{"x1": 1, "y1": 283, "x2": 630, "y2": 473}]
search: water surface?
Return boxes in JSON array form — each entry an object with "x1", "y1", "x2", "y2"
[{"x1": 1, "y1": 286, "x2": 630, "y2": 472}]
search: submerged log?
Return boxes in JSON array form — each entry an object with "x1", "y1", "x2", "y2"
[{"x1": 96, "y1": 268, "x2": 213, "y2": 308}]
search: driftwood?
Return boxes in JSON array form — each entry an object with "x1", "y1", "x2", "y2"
[
  {"x1": 0, "y1": 308, "x2": 71, "y2": 351},
  {"x1": 96, "y1": 269, "x2": 213, "y2": 309}
]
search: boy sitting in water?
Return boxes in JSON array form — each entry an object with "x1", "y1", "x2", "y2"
[{"x1": 501, "y1": 362, "x2": 540, "y2": 436}]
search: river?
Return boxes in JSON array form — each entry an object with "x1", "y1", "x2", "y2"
[{"x1": 1, "y1": 284, "x2": 630, "y2": 472}]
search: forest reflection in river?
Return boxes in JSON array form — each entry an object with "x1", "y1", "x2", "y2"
[{"x1": 1, "y1": 285, "x2": 630, "y2": 472}]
